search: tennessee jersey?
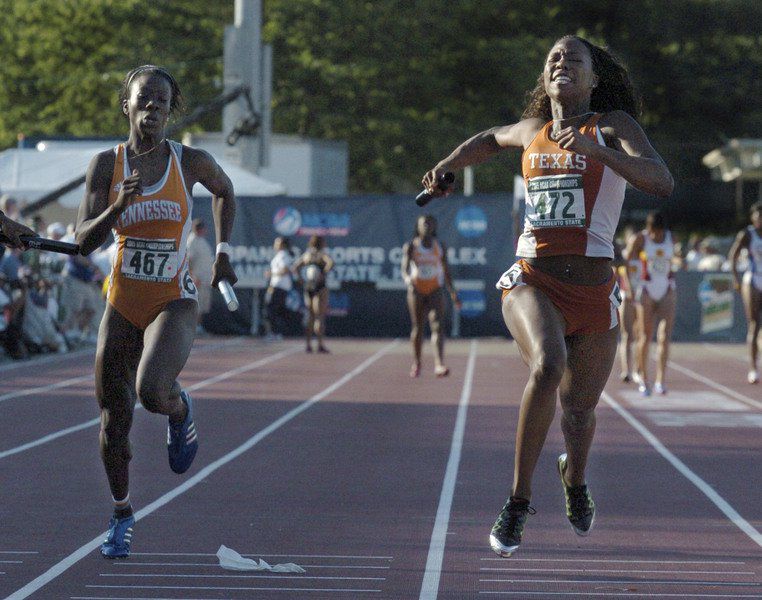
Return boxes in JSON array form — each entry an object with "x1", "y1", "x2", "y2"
[
  {"x1": 410, "y1": 239, "x2": 445, "y2": 295},
  {"x1": 516, "y1": 114, "x2": 627, "y2": 259},
  {"x1": 106, "y1": 140, "x2": 197, "y2": 329}
]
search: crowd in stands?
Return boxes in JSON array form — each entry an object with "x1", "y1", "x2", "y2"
[{"x1": 0, "y1": 194, "x2": 107, "y2": 359}]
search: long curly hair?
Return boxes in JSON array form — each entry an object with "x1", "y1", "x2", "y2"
[{"x1": 522, "y1": 36, "x2": 641, "y2": 122}]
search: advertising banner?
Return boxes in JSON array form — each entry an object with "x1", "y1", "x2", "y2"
[{"x1": 192, "y1": 194, "x2": 515, "y2": 337}]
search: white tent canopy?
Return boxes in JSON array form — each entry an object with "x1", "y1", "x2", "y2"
[{"x1": 0, "y1": 140, "x2": 285, "y2": 210}]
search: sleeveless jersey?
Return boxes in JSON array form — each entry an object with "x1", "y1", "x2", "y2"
[
  {"x1": 409, "y1": 238, "x2": 444, "y2": 295},
  {"x1": 106, "y1": 140, "x2": 197, "y2": 329},
  {"x1": 517, "y1": 114, "x2": 627, "y2": 259},
  {"x1": 640, "y1": 229, "x2": 674, "y2": 301}
]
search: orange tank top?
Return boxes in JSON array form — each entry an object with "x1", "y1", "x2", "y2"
[
  {"x1": 410, "y1": 238, "x2": 444, "y2": 295},
  {"x1": 106, "y1": 140, "x2": 197, "y2": 329},
  {"x1": 516, "y1": 114, "x2": 626, "y2": 259}
]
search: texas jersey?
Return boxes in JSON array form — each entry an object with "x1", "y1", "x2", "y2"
[{"x1": 516, "y1": 114, "x2": 627, "y2": 259}]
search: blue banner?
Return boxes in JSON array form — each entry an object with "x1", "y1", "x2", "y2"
[{"x1": 192, "y1": 194, "x2": 515, "y2": 337}]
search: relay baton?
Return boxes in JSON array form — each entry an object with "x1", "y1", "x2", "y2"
[
  {"x1": 0, "y1": 233, "x2": 80, "y2": 255},
  {"x1": 218, "y1": 279, "x2": 239, "y2": 311},
  {"x1": 415, "y1": 171, "x2": 455, "y2": 207}
]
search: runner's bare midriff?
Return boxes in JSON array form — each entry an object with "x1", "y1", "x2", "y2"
[{"x1": 525, "y1": 255, "x2": 613, "y2": 286}]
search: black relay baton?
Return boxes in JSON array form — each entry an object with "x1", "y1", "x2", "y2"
[
  {"x1": 415, "y1": 172, "x2": 455, "y2": 207},
  {"x1": 0, "y1": 233, "x2": 80, "y2": 255}
]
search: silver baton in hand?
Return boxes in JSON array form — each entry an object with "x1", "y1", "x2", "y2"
[{"x1": 218, "y1": 280, "x2": 239, "y2": 311}]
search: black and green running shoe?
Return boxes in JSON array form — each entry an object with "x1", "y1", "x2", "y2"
[
  {"x1": 489, "y1": 496, "x2": 536, "y2": 557},
  {"x1": 557, "y1": 453, "x2": 595, "y2": 536}
]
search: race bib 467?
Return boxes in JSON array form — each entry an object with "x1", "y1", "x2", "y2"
[{"x1": 121, "y1": 237, "x2": 179, "y2": 283}]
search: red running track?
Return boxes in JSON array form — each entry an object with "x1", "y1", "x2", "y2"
[{"x1": 0, "y1": 337, "x2": 760, "y2": 599}]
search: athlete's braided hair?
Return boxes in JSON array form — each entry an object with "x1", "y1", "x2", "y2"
[
  {"x1": 522, "y1": 36, "x2": 641, "y2": 122},
  {"x1": 119, "y1": 65, "x2": 184, "y2": 114}
]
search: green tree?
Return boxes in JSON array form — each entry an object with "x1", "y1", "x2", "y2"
[{"x1": 0, "y1": 0, "x2": 232, "y2": 149}]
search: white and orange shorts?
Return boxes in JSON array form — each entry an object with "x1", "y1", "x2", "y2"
[{"x1": 497, "y1": 259, "x2": 621, "y2": 336}]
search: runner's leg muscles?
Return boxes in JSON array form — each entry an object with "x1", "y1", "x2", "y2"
[
  {"x1": 95, "y1": 305, "x2": 142, "y2": 501},
  {"x1": 137, "y1": 299, "x2": 197, "y2": 423},
  {"x1": 502, "y1": 286, "x2": 567, "y2": 500},
  {"x1": 558, "y1": 326, "x2": 618, "y2": 486},
  {"x1": 428, "y1": 289, "x2": 447, "y2": 369},
  {"x1": 407, "y1": 289, "x2": 425, "y2": 367}
]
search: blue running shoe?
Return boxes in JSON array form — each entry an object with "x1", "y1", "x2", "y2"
[
  {"x1": 167, "y1": 390, "x2": 198, "y2": 474},
  {"x1": 101, "y1": 515, "x2": 135, "y2": 558}
]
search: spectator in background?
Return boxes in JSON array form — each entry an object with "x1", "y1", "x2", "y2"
[
  {"x1": 729, "y1": 201, "x2": 762, "y2": 384},
  {"x1": 264, "y1": 236, "x2": 294, "y2": 340},
  {"x1": 186, "y1": 218, "x2": 215, "y2": 334},
  {"x1": 695, "y1": 237, "x2": 725, "y2": 271},
  {"x1": 0, "y1": 247, "x2": 27, "y2": 358},
  {"x1": 41, "y1": 222, "x2": 69, "y2": 276},
  {"x1": 61, "y1": 250, "x2": 104, "y2": 345},
  {"x1": 292, "y1": 235, "x2": 334, "y2": 353},
  {"x1": 0, "y1": 200, "x2": 36, "y2": 249},
  {"x1": 1, "y1": 194, "x2": 22, "y2": 222}
]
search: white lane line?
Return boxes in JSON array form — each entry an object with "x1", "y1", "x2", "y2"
[
  {"x1": 479, "y1": 592, "x2": 762, "y2": 598},
  {"x1": 419, "y1": 340, "x2": 477, "y2": 600},
  {"x1": 479, "y1": 578, "x2": 761, "y2": 586},
  {"x1": 0, "y1": 560, "x2": 22, "y2": 564},
  {"x1": 603, "y1": 391, "x2": 762, "y2": 548},
  {"x1": 667, "y1": 360, "x2": 762, "y2": 410},
  {"x1": 130, "y1": 552, "x2": 393, "y2": 559},
  {"x1": 113, "y1": 562, "x2": 390, "y2": 569},
  {"x1": 6, "y1": 340, "x2": 398, "y2": 600},
  {"x1": 0, "y1": 375, "x2": 93, "y2": 404},
  {"x1": 98, "y1": 573, "x2": 384, "y2": 581},
  {"x1": 702, "y1": 342, "x2": 748, "y2": 363},
  {"x1": 0, "y1": 348, "x2": 94, "y2": 373},
  {"x1": 0, "y1": 337, "x2": 247, "y2": 405},
  {"x1": 0, "y1": 346, "x2": 301, "y2": 461},
  {"x1": 85, "y1": 585, "x2": 381, "y2": 600},
  {"x1": 480, "y1": 558, "x2": 748, "y2": 564},
  {"x1": 480, "y1": 567, "x2": 754, "y2": 575}
]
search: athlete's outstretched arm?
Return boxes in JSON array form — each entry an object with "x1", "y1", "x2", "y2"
[
  {"x1": 76, "y1": 151, "x2": 142, "y2": 255},
  {"x1": 185, "y1": 147, "x2": 237, "y2": 287},
  {"x1": 422, "y1": 119, "x2": 544, "y2": 196}
]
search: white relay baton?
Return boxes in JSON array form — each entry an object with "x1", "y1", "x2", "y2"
[{"x1": 218, "y1": 279, "x2": 239, "y2": 312}]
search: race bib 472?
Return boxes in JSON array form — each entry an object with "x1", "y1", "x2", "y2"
[{"x1": 525, "y1": 175, "x2": 585, "y2": 228}]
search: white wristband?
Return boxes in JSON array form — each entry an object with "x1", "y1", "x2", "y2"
[{"x1": 216, "y1": 242, "x2": 232, "y2": 256}]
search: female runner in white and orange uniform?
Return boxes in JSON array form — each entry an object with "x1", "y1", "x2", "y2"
[
  {"x1": 401, "y1": 214, "x2": 459, "y2": 378},
  {"x1": 75, "y1": 65, "x2": 237, "y2": 559},
  {"x1": 729, "y1": 201, "x2": 762, "y2": 384},
  {"x1": 422, "y1": 36, "x2": 673, "y2": 557},
  {"x1": 625, "y1": 211, "x2": 676, "y2": 396}
]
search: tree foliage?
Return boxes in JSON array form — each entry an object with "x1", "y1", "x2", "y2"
[
  {"x1": 1, "y1": 0, "x2": 760, "y2": 201},
  {"x1": 0, "y1": 0, "x2": 232, "y2": 148}
]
